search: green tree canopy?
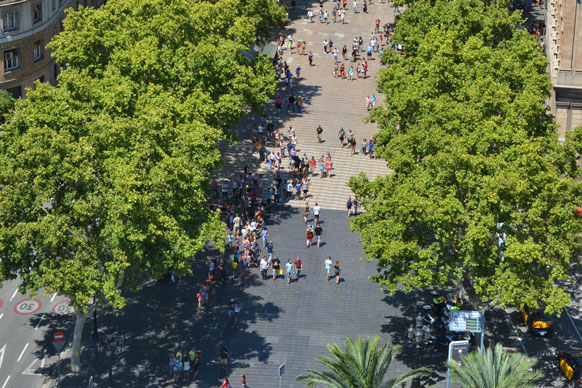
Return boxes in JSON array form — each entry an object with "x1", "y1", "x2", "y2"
[
  {"x1": 0, "y1": 0, "x2": 284, "y2": 371},
  {"x1": 447, "y1": 345, "x2": 541, "y2": 388},
  {"x1": 350, "y1": 0, "x2": 582, "y2": 314},
  {"x1": 296, "y1": 337, "x2": 430, "y2": 388},
  {"x1": 49, "y1": 0, "x2": 285, "y2": 129},
  {"x1": 0, "y1": 89, "x2": 15, "y2": 122}
]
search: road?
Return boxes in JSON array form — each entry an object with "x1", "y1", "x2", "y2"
[{"x1": 0, "y1": 278, "x2": 75, "y2": 388}]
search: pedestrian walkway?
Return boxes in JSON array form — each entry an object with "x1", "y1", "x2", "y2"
[{"x1": 216, "y1": 1, "x2": 395, "y2": 210}]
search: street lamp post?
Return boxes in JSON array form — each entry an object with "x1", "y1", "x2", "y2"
[
  {"x1": 98, "y1": 332, "x2": 116, "y2": 387},
  {"x1": 106, "y1": 343, "x2": 112, "y2": 387},
  {"x1": 92, "y1": 308, "x2": 99, "y2": 340}
]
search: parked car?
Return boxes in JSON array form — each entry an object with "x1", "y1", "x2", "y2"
[
  {"x1": 521, "y1": 304, "x2": 554, "y2": 336},
  {"x1": 557, "y1": 351, "x2": 582, "y2": 386}
]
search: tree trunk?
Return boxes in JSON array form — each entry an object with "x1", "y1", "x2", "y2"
[{"x1": 70, "y1": 309, "x2": 87, "y2": 373}]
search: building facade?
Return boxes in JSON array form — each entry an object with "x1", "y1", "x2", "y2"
[
  {"x1": 0, "y1": 0, "x2": 103, "y2": 98},
  {"x1": 546, "y1": 0, "x2": 582, "y2": 139}
]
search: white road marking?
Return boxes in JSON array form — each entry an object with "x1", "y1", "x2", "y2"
[
  {"x1": 504, "y1": 310, "x2": 528, "y2": 356},
  {"x1": 564, "y1": 307, "x2": 582, "y2": 344},
  {"x1": 9, "y1": 289, "x2": 18, "y2": 301},
  {"x1": 0, "y1": 344, "x2": 5, "y2": 370},
  {"x1": 50, "y1": 292, "x2": 57, "y2": 302},
  {"x1": 0, "y1": 313, "x2": 4, "y2": 320},
  {"x1": 35, "y1": 313, "x2": 45, "y2": 330},
  {"x1": 17, "y1": 343, "x2": 29, "y2": 363},
  {"x1": 1, "y1": 376, "x2": 9, "y2": 388},
  {"x1": 22, "y1": 358, "x2": 42, "y2": 376}
]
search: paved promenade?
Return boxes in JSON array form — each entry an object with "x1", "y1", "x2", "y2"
[
  {"x1": 58, "y1": 3, "x2": 451, "y2": 388},
  {"x1": 217, "y1": 0, "x2": 393, "y2": 210}
]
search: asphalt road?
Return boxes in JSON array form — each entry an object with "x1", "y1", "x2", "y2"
[{"x1": 0, "y1": 278, "x2": 75, "y2": 388}]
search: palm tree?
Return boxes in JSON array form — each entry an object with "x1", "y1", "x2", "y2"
[
  {"x1": 447, "y1": 345, "x2": 541, "y2": 388},
  {"x1": 296, "y1": 336, "x2": 431, "y2": 388}
]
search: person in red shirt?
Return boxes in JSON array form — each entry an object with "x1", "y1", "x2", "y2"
[
  {"x1": 294, "y1": 257, "x2": 303, "y2": 281},
  {"x1": 306, "y1": 226, "x2": 314, "y2": 248},
  {"x1": 375, "y1": 18, "x2": 380, "y2": 32}
]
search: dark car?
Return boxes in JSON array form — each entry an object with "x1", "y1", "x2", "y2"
[
  {"x1": 520, "y1": 304, "x2": 554, "y2": 336},
  {"x1": 557, "y1": 352, "x2": 582, "y2": 386}
]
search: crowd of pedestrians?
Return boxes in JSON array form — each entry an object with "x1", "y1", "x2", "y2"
[{"x1": 165, "y1": 0, "x2": 401, "y2": 386}]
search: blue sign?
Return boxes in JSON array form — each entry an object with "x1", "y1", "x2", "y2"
[{"x1": 278, "y1": 363, "x2": 285, "y2": 377}]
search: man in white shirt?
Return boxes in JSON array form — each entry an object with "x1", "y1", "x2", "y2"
[
  {"x1": 312, "y1": 202, "x2": 321, "y2": 223},
  {"x1": 260, "y1": 256, "x2": 269, "y2": 280},
  {"x1": 286, "y1": 181, "x2": 294, "y2": 201}
]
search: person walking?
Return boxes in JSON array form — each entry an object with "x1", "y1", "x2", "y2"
[
  {"x1": 241, "y1": 375, "x2": 248, "y2": 388},
  {"x1": 314, "y1": 223, "x2": 323, "y2": 248},
  {"x1": 333, "y1": 260, "x2": 342, "y2": 284},
  {"x1": 219, "y1": 345, "x2": 229, "y2": 375},
  {"x1": 325, "y1": 256, "x2": 333, "y2": 281},
  {"x1": 173, "y1": 355, "x2": 183, "y2": 382},
  {"x1": 265, "y1": 240, "x2": 275, "y2": 261},
  {"x1": 262, "y1": 226, "x2": 269, "y2": 247},
  {"x1": 294, "y1": 256, "x2": 303, "y2": 281},
  {"x1": 306, "y1": 225, "x2": 315, "y2": 248},
  {"x1": 303, "y1": 201, "x2": 310, "y2": 224},
  {"x1": 338, "y1": 127, "x2": 346, "y2": 147},
  {"x1": 325, "y1": 157, "x2": 333, "y2": 179},
  {"x1": 312, "y1": 202, "x2": 321, "y2": 223},
  {"x1": 192, "y1": 350, "x2": 201, "y2": 381},
  {"x1": 308, "y1": 51, "x2": 313, "y2": 66},
  {"x1": 260, "y1": 256, "x2": 269, "y2": 279},
  {"x1": 316, "y1": 125, "x2": 323, "y2": 143},
  {"x1": 352, "y1": 197, "x2": 359, "y2": 216},
  {"x1": 222, "y1": 378, "x2": 231, "y2": 388},
  {"x1": 183, "y1": 355, "x2": 191, "y2": 381},
  {"x1": 346, "y1": 197, "x2": 352, "y2": 217},
  {"x1": 286, "y1": 259, "x2": 294, "y2": 284},
  {"x1": 271, "y1": 256, "x2": 281, "y2": 281}
]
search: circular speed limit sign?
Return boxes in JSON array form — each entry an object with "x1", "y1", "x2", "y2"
[
  {"x1": 52, "y1": 301, "x2": 75, "y2": 316},
  {"x1": 13, "y1": 299, "x2": 42, "y2": 315}
]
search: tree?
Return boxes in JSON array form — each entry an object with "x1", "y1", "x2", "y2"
[
  {"x1": 0, "y1": 70, "x2": 226, "y2": 371},
  {"x1": 0, "y1": 89, "x2": 15, "y2": 122},
  {"x1": 49, "y1": 0, "x2": 285, "y2": 129},
  {"x1": 447, "y1": 345, "x2": 541, "y2": 388},
  {"x1": 296, "y1": 337, "x2": 430, "y2": 388},
  {"x1": 349, "y1": 0, "x2": 582, "y2": 314},
  {"x1": 0, "y1": 0, "x2": 284, "y2": 372}
]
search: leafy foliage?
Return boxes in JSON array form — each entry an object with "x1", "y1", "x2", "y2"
[
  {"x1": 0, "y1": 0, "x2": 284, "y2": 312},
  {"x1": 447, "y1": 345, "x2": 541, "y2": 388},
  {"x1": 350, "y1": 0, "x2": 582, "y2": 314},
  {"x1": 296, "y1": 337, "x2": 430, "y2": 388}
]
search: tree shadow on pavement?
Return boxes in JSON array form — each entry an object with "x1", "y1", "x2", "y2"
[{"x1": 52, "y1": 244, "x2": 282, "y2": 388}]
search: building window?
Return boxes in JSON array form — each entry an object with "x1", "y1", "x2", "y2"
[
  {"x1": 33, "y1": 3, "x2": 42, "y2": 24},
  {"x1": 33, "y1": 41, "x2": 42, "y2": 61},
  {"x1": 2, "y1": 12, "x2": 19, "y2": 32},
  {"x1": 4, "y1": 49, "x2": 19, "y2": 71}
]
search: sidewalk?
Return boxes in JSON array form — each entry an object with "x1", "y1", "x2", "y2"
[
  {"x1": 216, "y1": 1, "x2": 393, "y2": 210},
  {"x1": 56, "y1": 3, "x2": 432, "y2": 388}
]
